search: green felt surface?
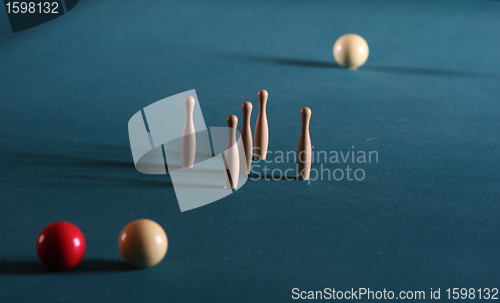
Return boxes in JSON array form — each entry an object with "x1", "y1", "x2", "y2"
[{"x1": 0, "y1": 0, "x2": 499, "y2": 302}]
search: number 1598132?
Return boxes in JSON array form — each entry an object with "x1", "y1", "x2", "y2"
[{"x1": 5, "y1": 2, "x2": 59, "y2": 14}]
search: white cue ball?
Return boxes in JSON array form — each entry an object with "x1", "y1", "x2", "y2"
[
  {"x1": 333, "y1": 34, "x2": 369, "y2": 70},
  {"x1": 118, "y1": 219, "x2": 168, "y2": 268}
]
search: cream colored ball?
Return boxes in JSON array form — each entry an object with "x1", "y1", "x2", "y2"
[
  {"x1": 333, "y1": 34, "x2": 369, "y2": 69},
  {"x1": 118, "y1": 219, "x2": 168, "y2": 268}
]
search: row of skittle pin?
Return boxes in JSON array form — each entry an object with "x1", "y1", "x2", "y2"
[{"x1": 224, "y1": 90, "x2": 312, "y2": 189}]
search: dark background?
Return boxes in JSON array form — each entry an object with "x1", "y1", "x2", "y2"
[{"x1": 0, "y1": 0, "x2": 499, "y2": 302}]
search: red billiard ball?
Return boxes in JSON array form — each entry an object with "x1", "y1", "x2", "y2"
[{"x1": 36, "y1": 222, "x2": 86, "y2": 270}]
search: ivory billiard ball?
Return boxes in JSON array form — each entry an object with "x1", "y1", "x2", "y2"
[
  {"x1": 333, "y1": 34, "x2": 369, "y2": 69},
  {"x1": 118, "y1": 219, "x2": 168, "y2": 268},
  {"x1": 36, "y1": 222, "x2": 86, "y2": 270}
]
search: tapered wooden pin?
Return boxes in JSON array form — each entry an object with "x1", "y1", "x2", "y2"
[
  {"x1": 224, "y1": 115, "x2": 240, "y2": 189},
  {"x1": 254, "y1": 89, "x2": 269, "y2": 160},
  {"x1": 241, "y1": 102, "x2": 253, "y2": 174},
  {"x1": 297, "y1": 107, "x2": 312, "y2": 180},
  {"x1": 181, "y1": 96, "x2": 196, "y2": 168}
]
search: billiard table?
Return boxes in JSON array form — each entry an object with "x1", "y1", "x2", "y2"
[{"x1": 1, "y1": 0, "x2": 499, "y2": 302}]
